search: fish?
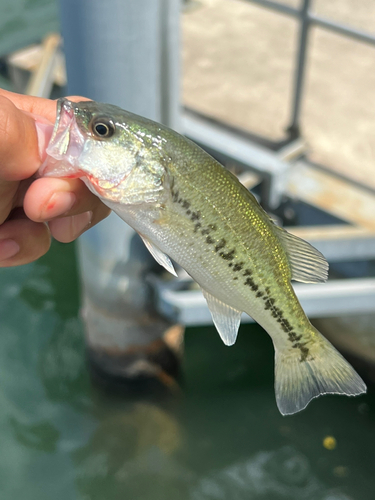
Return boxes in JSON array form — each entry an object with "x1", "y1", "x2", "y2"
[{"x1": 40, "y1": 98, "x2": 366, "y2": 415}]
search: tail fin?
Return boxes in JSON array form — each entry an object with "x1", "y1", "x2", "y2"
[{"x1": 275, "y1": 326, "x2": 366, "y2": 416}]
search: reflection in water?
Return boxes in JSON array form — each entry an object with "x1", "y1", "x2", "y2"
[
  {"x1": 191, "y1": 447, "x2": 352, "y2": 500},
  {"x1": 73, "y1": 403, "x2": 192, "y2": 500},
  {"x1": 9, "y1": 417, "x2": 59, "y2": 453},
  {"x1": 39, "y1": 317, "x2": 91, "y2": 410}
]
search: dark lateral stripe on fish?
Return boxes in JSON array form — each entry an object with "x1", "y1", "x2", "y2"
[
  {"x1": 258, "y1": 292, "x2": 310, "y2": 361},
  {"x1": 130, "y1": 152, "x2": 345, "y2": 368},
  {"x1": 215, "y1": 239, "x2": 226, "y2": 252}
]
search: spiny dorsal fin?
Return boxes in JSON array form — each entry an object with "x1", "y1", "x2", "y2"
[
  {"x1": 201, "y1": 289, "x2": 242, "y2": 346},
  {"x1": 276, "y1": 226, "x2": 328, "y2": 283},
  {"x1": 140, "y1": 235, "x2": 178, "y2": 277}
]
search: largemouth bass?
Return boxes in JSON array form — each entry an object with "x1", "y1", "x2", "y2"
[{"x1": 40, "y1": 98, "x2": 366, "y2": 415}]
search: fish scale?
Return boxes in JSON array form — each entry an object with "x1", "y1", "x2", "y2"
[
  {"x1": 164, "y1": 161, "x2": 304, "y2": 348},
  {"x1": 40, "y1": 98, "x2": 366, "y2": 415}
]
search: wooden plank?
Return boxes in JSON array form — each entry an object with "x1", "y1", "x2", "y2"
[
  {"x1": 26, "y1": 34, "x2": 61, "y2": 98},
  {"x1": 287, "y1": 225, "x2": 374, "y2": 241},
  {"x1": 237, "y1": 171, "x2": 260, "y2": 189},
  {"x1": 287, "y1": 163, "x2": 375, "y2": 232},
  {"x1": 8, "y1": 36, "x2": 66, "y2": 89},
  {"x1": 313, "y1": 316, "x2": 375, "y2": 364}
]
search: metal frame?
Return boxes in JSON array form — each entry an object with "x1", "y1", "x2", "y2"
[
  {"x1": 152, "y1": 276, "x2": 375, "y2": 327},
  {"x1": 166, "y1": 1, "x2": 375, "y2": 324},
  {"x1": 183, "y1": 110, "x2": 289, "y2": 209},
  {"x1": 247, "y1": 0, "x2": 375, "y2": 137}
]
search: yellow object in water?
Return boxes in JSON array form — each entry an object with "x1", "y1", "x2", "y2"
[{"x1": 323, "y1": 436, "x2": 337, "y2": 450}]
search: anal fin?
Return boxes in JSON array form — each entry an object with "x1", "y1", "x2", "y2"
[
  {"x1": 201, "y1": 289, "x2": 242, "y2": 346},
  {"x1": 140, "y1": 235, "x2": 177, "y2": 277}
]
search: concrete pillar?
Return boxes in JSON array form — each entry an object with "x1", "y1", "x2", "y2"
[{"x1": 59, "y1": 0, "x2": 182, "y2": 385}]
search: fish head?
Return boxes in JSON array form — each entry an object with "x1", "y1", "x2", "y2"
[{"x1": 40, "y1": 98, "x2": 167, "y2": 204}]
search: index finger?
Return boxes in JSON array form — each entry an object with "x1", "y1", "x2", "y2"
[
  {"x1": 0, "y1": 89, "x2": 91, "y2": 123},
  {"x1": 0, "y1": 95, "x2": 41, "y2": 180},
  {"x1": 0, "y1": 89, "x2": 57, "y2": 122},
  {"x1": 0, "y1": 90, "x2": 90, "y2": 181}
]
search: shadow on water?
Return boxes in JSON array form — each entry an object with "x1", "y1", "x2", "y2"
[{"x1": 0, "y1": 242, "x2": 375, "y2": 499}]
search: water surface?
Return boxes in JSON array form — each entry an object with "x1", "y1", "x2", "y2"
[{"x1": 0, "y1": 242, "x2": 374, "y2": 499}]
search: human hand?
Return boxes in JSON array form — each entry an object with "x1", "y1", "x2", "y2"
[{"x1": 0, "y1": 89, "x2": 111, "y2": 267}]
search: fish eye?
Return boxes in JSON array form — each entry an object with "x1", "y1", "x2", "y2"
[{"x1": 91, "y1": 117, "x2": 115, "y2": 138}]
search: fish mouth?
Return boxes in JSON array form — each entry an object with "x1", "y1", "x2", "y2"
[{"x1": 38, "y1": 98, "x2": 86, "y2": 178}]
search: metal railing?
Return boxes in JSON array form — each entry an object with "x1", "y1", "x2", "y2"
[
  {"x1": 169, "y1": 0, "x2": 375, "y2": 325},
  {"x1": 247, "y1": 0, "x2": 375, "y2": 137}
]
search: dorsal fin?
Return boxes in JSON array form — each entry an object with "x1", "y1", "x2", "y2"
[
  {"x1": 276, "y1": 226, "x2": 328, "y2": 283},
  {"x1": 140, "y1": 235, "x2": 177, "y2": 277},
  {"x1": 201, "y1": 289, "x2": 242, "y2": 346}
]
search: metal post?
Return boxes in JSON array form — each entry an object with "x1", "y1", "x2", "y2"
[
  {"x1": 287, "y1": 0, "x2": 311, "y2": 138},
  {"x1": 59, "y1": 0, "x2": 181, "y2": 384}
]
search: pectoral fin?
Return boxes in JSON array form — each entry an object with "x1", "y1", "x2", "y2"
[
  {"x1": 201, "y1": 289, "x2": 242, "y2": 346},
  {"x1": 140, "y1": 235, "x2": 177, "y2": 277}
]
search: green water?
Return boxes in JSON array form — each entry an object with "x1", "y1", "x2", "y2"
[
  {"x1": 0, "y1": 241, "x2": 374, "y2": 499},
  {"x1": 0, "y1": 0, "x2": 58, "y2": 57}
]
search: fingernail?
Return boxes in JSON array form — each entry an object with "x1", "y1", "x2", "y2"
[
  {"x1": 49, "y1": 210, "x2": 93, "y2": 242},
  {"x1": 71, "y1": 211, "x2": 93, "y2": 237},
  {"x1": 41, "y1": 192, "x2": 76, "y2": 220},
  {"x1": 0, "y1": 239, "x2": 20, "y2": 261}
]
